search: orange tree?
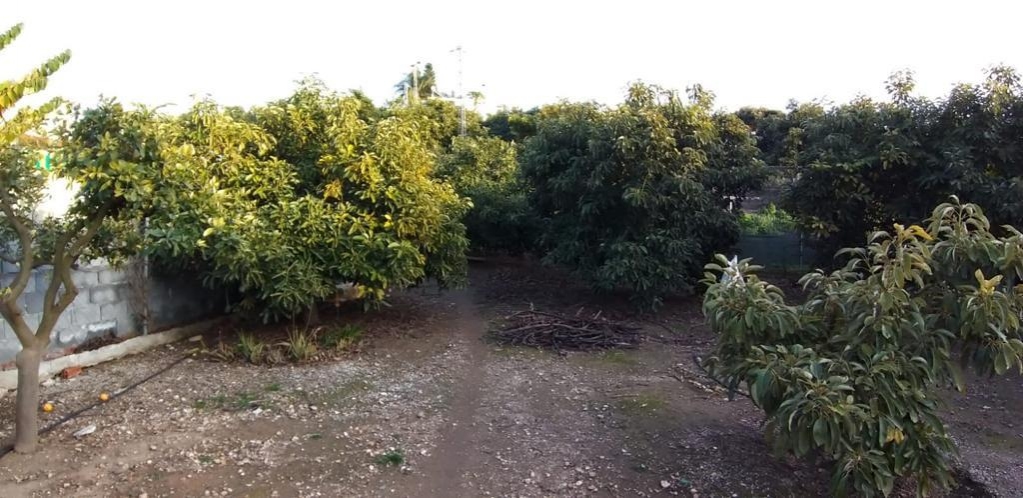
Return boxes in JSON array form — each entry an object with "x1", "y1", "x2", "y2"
[
  {"x1": 67, "y1": 86, "x2": 470, "y2": 322},
  {"x1": 0, "y1": 24, "x2": 167, "y2": 452},
  {"x1": 702, "y1": 198, "x2": 1023, "y2": 496}
]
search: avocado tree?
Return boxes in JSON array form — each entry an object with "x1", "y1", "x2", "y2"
[
  {"x1": 0, "y1": 24, "x2": 164, "y2": 452},
  {"x1": 437, "y1": 135, "x2": 539, "y2": 254},
  {"x1": 781, "y1": 67, "x2": 1023, "y2": 263},
  {"x1": 702, "y1": 198, "x2": 1023, "y2": 496},
  {"x1": 520, "y1": 83, "x2": 765, "y2": 306}
]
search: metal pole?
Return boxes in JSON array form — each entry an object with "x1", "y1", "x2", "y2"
[
  {"x1": 412, "y1": 62, "x2": 420, "y2": 105},
  {"x1": 455, "y1": 46, "x2": 466, "y2": 135}
]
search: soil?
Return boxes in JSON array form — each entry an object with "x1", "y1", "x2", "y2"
[{"x1": 0, "y1": 260, "x2": 1020, "y2": 497}]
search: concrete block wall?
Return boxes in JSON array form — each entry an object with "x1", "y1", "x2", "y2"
[{"x1": 0, "y1": 260, "x2": 223, "y2": 364}]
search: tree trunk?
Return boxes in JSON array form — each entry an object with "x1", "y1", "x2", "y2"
[{"x1": 14, "y1": 346, "x2": 42, "y2": 453}]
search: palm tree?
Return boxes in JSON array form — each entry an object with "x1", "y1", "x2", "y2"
[{"x1": 394, "y1": 63, "x2": 437, "y2": 104}]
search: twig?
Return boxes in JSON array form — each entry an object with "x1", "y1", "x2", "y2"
[{"x1": 687, "y1": 354, "x2": 752, "y2": 400}]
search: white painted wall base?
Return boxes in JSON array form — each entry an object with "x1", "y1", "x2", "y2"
[{"x1": 0, "y1": 318, "x2": 224, "y2": 391}]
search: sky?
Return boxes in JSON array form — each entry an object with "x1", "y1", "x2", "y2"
[{"x1": 6, "y1": 0, "x2": 1023, "y2": 115}]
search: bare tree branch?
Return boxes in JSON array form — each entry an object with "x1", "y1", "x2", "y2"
[
  {"x1": 0, "y1": 301, "x2": 37, "y2": 347},
  {"x1": 35, "y1": 201, "x2": 113, "y2": 344},
  {"x1": 68, "y1": 200, "x2": 113, "y2": 258},
  {"x1": 0, "y1": 188, "x2": 34, "y2": 303}
]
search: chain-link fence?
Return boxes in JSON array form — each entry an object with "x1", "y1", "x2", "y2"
[{"x1": 733, "y1": 231, "x2": 816, "y2": 274}]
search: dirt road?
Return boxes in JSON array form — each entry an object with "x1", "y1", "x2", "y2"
[{"x1": 0, "y1": 262, "x2": 1019, "y2": 497}]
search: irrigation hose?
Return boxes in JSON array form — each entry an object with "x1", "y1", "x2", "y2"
[
  {"x1": 0, "y1": 353, "x2": 191, "y2": 458},
  {"x1": 690, "y1": 353, "x2": 752, "y2": 400}
]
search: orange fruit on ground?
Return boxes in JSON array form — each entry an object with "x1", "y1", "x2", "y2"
[
  {"x1": 99, "y1": 392, "x2": 110, "y2": 402},
  {"x1": 42, "y1": 402, "x2": 54, "y2": 413}
]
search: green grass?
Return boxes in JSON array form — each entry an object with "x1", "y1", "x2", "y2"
[
  {"x1": 615, "y1": 393, "x2": 667, "y2": 415},
  {"x1": 282, "y1": 328, "x2": 318, "y2": 361},
  {"x1": 593, "y1": 350, "x2": 640, "y2": 366},
  {"x1": 236, "y1": 332, "x2": 266, "y2": 363},
  {"x1": 264, "y1": 382, "x2": 282, "y2": 392},
  {"x1": 374, "y1": 449, "x2": 405, "y2": 467},
  {"x1": 320, "y1": 323, "x2": 364, "y2": 351}
]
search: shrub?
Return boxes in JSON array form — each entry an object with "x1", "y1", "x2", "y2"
[
  {"x1": 68, "y1": 84, "x2": 471, "y2": 322},
  {"x1": 320, "y1": 323, "x2": 364, "y2": 351},
  {"x1": 702, "y1": 198, "x2": 1023, "y2": 497},
  {"x1": 520, "y1": 83, "x2": 765, "y2": 306},
  {"x1": 236, "y1": 333, "x2": 266, "y2": 363},
  {"x1": 281, "y1": 328, "x2": 318, "y2": 362},
  {"x1": 437, "y1": 136, "x2": 540, "y2": 254},
  {"x1": 739, "y1": 204, "x2": 796, "y2": 236}
]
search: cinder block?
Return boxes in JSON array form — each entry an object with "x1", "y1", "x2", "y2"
[
  {"x1": 71, "y1": 270, "x2": 99, "y2": 289},
  {"x1": 90, "y1": 284, "x2": 122, "y2": 305},
  {"x1": 24, "y1": 292, "x2": 45, "y2": 314},
  {"x1": 23, "y1": 313, "x2": 41, "y2": 331},
  {"x1": 1, "y1": 271, "x2": 34, "y2": 294},
  {"x1": 98, "y1": 269, "x2": 127, "y2": 284},
  {"x1": 100, "y1": 302, "x2": 126, "y2": 321},
  {"x1": 35, "y1": 269, "x2": 53, "y2": 292},
  {"x1": 72, "y1": 303, "x2": 102, "y2": 326},
  {"x1": 58, "y1": 325, "x2": 85, "y2": 345}
]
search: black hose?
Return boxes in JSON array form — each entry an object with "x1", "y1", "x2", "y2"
[
  {"x1": 690, "y1": 353, "x2": 752, "y2": 400},
  {"x1": 0, "y1": 354, "x2": 190, "y2": 458}
]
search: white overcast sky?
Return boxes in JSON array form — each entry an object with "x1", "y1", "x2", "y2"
[{"x1": 6, "y1": 0, "x2": 1023, "y2": 114}]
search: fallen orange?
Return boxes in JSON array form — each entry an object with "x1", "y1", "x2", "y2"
[
  {"x1": 99, "y1": 392, "x2": 110, "y2": 402},
  {"x1": 42, "y1": 402, "x2": 54, "y2": 413}
]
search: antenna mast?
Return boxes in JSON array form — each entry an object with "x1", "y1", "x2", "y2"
[{"x1": 452, "y1": 45, "x2": 466, "y2": 136}]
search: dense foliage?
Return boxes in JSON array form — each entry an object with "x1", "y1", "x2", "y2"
[
  {"x1": 739, "y1": 204, "x2": 796, "y2": 236},
  {"x1": 437, "y1": 135, "x2": 539, "y2": 254},
  {"x1": 64, "y1": 87, "x2": 470, "y2": 321},
  {"x1": 520, "y1": 84, "x2": 766, "y2": 306},
  {"x1": 482, "y1": 107, "x2": 539, "y2": 142},
  {"x1": 772, "y1": 67, "x2": 1023, "y2": 261},
  {"x1": 703, "y1": 198, "x2": 1023, "y2": 497}
]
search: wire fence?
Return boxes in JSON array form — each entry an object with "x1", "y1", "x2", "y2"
[{"x1": 733, "y1": 231, "x2": 816, "y2": 274}]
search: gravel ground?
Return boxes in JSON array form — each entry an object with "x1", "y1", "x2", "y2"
[{"x1": 0, "y1": 261, "x2": 1019, "y2": 497}]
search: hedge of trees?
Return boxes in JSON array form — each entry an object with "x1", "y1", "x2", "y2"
[{"x1": 739, "y1": 66, "x2": 1023, "y2": 262}]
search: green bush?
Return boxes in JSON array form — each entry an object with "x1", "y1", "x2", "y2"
[
  {"x1": 702, "y1": 198, "x2": 1023, "y2": 497},
  {"x1": 739, "y1": 204, "x2": 796, "y2": 236},
  {"x1": 520, "y1": 83, "x2": 765, "y2": 307},
  {"x1": 437, "y1": 135, "x2": 540, "y2": 254},
  {"x1": 236, "y1": 333, "x2": 266, "y2": 363},
  {"x1": 778, "y1": 67, "x2": 1023, "y2": 262},
  {"x1": 320, "y1": 323, "x2": 364, "y2": 351},
  {"x1": 65, "y1": 85, "x2": 471, "y2": 321}
]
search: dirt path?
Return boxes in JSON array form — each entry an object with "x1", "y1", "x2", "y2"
[
  {"x1": 1, "y1": 262, "x2": 1020, "y2": 497},
  {"x1": 401, "y1": 288, "x2": 489, "y2": 497}
]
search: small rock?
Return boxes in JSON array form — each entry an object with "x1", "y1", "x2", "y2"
[
  {"x1": 660, "y1": 480, "x2": 671, "y2": 489},
  {"x1": 73, "y1": 425, "x2": 97, "y2": 438}
]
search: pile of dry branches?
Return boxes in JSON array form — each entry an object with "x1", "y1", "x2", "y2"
[{"x1": 492, "y1": 308, "x2": 643, "y2": 351}]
